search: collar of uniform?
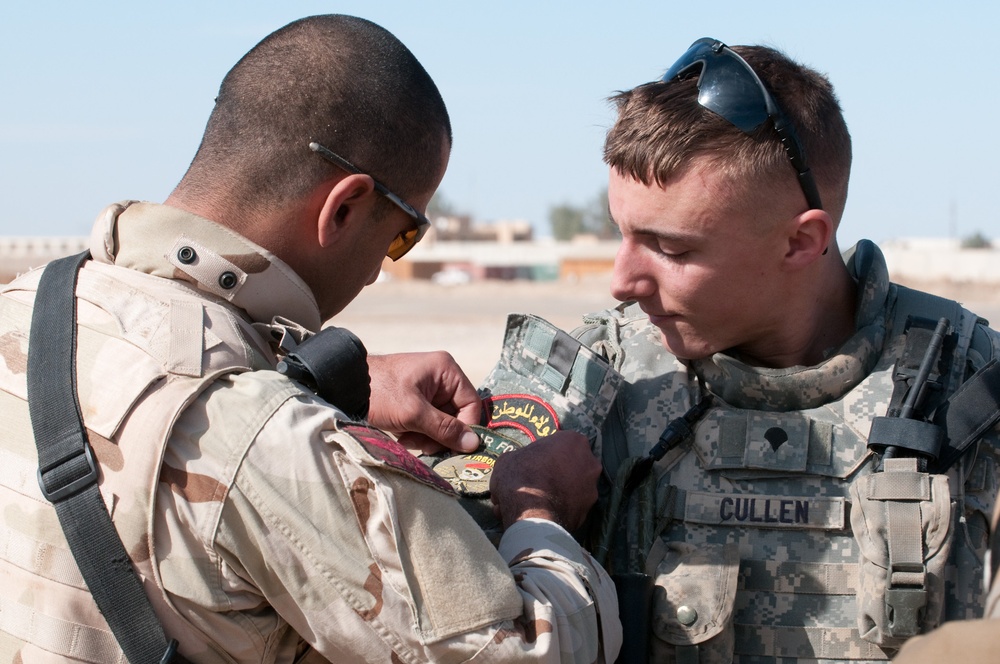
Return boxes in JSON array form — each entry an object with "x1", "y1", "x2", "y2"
[
  {"x1": 88, "y1": 201, "x2": 322, "y2": 332},
  {"x1": 690, "y1": 240, "x2": 891, "y2": 411}
]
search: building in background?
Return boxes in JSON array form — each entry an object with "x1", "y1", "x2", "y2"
[
  {"x1": 1, "y1": 237, "x2": 90, "y2": 284},
  {"x1": 3, "y1": 226, "x2": 998, "y2": 287}
]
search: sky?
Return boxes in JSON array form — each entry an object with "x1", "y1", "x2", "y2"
[{"x1": 1, "y1": 1, "x2": 998, "y2": 250}]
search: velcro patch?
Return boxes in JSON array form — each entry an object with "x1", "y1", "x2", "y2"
[
  {"x1": 481, "y1": 394, "x2": 559, "y2": 442},
  {"x1": 473, "y1": 425, "x2": 525, "y2": 456},
  {"x1": 342, "y1": 424, "x2": 455, "y2": 495},
  {"x1": 682, "y1": 490, "x2": 846, "y2": 531}
]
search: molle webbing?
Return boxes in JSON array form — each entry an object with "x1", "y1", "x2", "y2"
[
  {"x1": 734, "y1": 623, "x2": 890, "y2": 660},
  {"x1": 740, "y1": 559, "x2": 858, "y2": 595},
  {"x1": 0, "y1": 595, "x2": 127, "y2": 664}
]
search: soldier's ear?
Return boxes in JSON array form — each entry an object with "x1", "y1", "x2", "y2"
[
  {"x1": 783, "y1": 208, "x2": 833, "y2": 271},
  {"x1": 316, "y1": 173, "x2": 378, "y2": 248}
]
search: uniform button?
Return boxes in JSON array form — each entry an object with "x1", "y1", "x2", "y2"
[
  {"x1": 676, "y1": 605, "x2": 698, "y2": 626},
  {"x1": 177, "y1": 246, "x2": 197, "y2": 264},
  {"x1": 218, "y1": 271, "x2": 238, "y2": 289}
]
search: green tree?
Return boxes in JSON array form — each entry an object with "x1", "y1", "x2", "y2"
[
  {"x1": 584, "y1": 188, "x2": 619, "y2": 239},
  {"x1": 548, "y1": 188, "x2": 619, "y2": 240},
  {"x1": 960, "y1": 231, "x2": 993, "y2": 249},
  {"x1": 549, "y1": 204, "x2": 586, "y2": 240},
  {"x1": 427, "y1": 192, "x2": 457, "y2": 219}
]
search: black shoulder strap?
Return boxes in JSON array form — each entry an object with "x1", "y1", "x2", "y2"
[
  {"x1": 936, "y1": 358, "x2": 1000, "y2": 471},
  {"x1": 27, "y1": 251, "x2": 184, "y2": 664}
]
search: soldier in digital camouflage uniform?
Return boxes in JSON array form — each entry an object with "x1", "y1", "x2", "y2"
[
  {"x1": 563, "y1": 39, "x2": 1000, "y2": 662},
  {"x1": 0, "y1": 15, "x2": 621, "y2": 663}
]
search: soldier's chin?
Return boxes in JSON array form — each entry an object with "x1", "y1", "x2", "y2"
[{"x1": 658, "y1": 329, "x2": 713, "y2": 361}]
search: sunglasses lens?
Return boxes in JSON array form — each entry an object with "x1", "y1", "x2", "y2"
[
  {"x1": 663, "y1": 40, "x2": 769, "y2": 133},
  {"x1": 695, "y1": 56, "x2": 769, "y2": 133},
  {"x1": 661, "y1": 38, "x2": 823, "y2": 211},
  {"x1": 386, "y1": 226, "x2": 420, "y2": 261}
]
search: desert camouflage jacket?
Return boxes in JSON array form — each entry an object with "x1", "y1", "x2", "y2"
[
  {"x1": 573, "y1": 240, "x2": 1000, "y2": 663},
  {"x1": 0, "y1": 201, "x2": 621, "y2": 663}
]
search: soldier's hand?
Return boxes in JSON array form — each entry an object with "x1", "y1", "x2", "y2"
[
  {"x1": 367, "y1": 351, "x2": 482, "y2": 455},
  {"x1": 489, "y1": 431, "x2": 600, "y2": 532}
]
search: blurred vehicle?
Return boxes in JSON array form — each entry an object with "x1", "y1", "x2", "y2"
[{"x1": 431, "y1": 267, "x2": 472, "y2": 286}]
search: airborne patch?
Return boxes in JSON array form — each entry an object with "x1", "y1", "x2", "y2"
[
  {"x1": 342, "y1": 424, "x2": 455, "y2": 495},
  {"x1": 481, "y1": 393, "x2": 559, "y2": 443},
  {"x1": 432, "y1": 452, "x2": 498, "y2": 497}
]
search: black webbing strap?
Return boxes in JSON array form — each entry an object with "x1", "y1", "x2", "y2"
[
  {"x1": 936, "y1": 359, "x2": 1000, "y2": 471},
  {"x1": 26, "y1": 251, "x2": 183, "y2": 664}
]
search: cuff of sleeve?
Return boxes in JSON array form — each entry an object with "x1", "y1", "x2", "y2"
[
  {"x1": 498, "y1": 518, "x2": 588, "y2": 566},
  {"x1": 498, "y1": 518, "x2": 623, "y2": 661}
]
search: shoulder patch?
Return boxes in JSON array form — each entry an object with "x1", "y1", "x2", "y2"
[
  {"x1": 481, "y1": 393, "x2": 559, "y2": 442},
  {"x1": 341, "y1": 424, "x2": 455, "y2": 495},
  {"x1": 431, "y1": 452, "x2": 498, "y2": 498}
]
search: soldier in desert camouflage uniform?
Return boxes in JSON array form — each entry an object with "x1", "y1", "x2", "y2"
[
  {"x1": 0, "y1": 15, "x2": 621, "y2": 663},
  {"x1": 564, "y1": 39, "x2": 1000, "y2": 662}
]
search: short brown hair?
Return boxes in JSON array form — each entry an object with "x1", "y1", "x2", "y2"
[
  {"x1": 176, "y1": 15, "x2": 451, "y2": 212},
  {"x1": 604, "y1": 44, "x2": 851, "y2": 221}
]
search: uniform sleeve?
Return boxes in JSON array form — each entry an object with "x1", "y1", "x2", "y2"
[
  {"x1": 496, "y1": 519, "x2": 622, "y2": 662},
  {"x1": 892, "y1": 618, "x2": 1000, "y2": 663},
  {"x1": 213, "y1": 388, "x2": 622, "y2": 663}
]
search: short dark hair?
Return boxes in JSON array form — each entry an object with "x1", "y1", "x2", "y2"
[
  {"x1": 176, "y1": 15, "x2": 451, "y2": 212},
  {"x1": 604, "y1": 44, "x2": 852, "y2": 221}
]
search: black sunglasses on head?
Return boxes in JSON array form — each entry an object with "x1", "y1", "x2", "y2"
[
  {"x1": 309, "y1": 141, "x2": 430, "y2": 261},
  {"x1": 662, "y1": 38, "x2": 823, "y2": 211}
]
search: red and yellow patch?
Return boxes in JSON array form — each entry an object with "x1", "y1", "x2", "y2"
[
  {"x1": 480, "y1": 394, "x2": 559, "y2": 443},
  {"x1": 342, "y1": 424, "x2": 455, "y2": 495}
]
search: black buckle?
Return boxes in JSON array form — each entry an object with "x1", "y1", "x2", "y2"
[
  {"x1": 37, "y1": 441, "x2": 99, "y2": 502},
  {"x1": 885, "y1": 586, "x2": 927, "y2": 637}
]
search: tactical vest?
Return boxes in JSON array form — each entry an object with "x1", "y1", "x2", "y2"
[
  {"x1": 0, "y1": 259, "x2": 273, "y2": 662},
  {"x1": 575, "y1": 282, "x2": 1000, "y2": 663}
]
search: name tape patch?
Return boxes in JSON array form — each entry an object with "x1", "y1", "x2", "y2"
[{"x1": 683, "y1": 490, "x2": 846, "y2": 531}]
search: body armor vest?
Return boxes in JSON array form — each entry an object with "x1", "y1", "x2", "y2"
[
  {"x1": 0, "y1": 259, "x2": 272, "y2": 662},
  {"x1": 574, "y1": 243, "x2": 1000, "y2": 663}
]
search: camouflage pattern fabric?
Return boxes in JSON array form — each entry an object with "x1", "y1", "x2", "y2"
[
  {"x1": 0, "y1": 201, "x2": 622, "y2": 663},
  {"x1": 572, "y1": 240, "x2": 1000, "y2": 663},
  {"x1": 892, "y1": 484, "x2": 1000, "y2": 663},
  {"x1": 478, "y1": 313, "x2": 624, "y2": 451},
  {"x1": 429, "y1": 313, "x2": 623, "y2": 532}
]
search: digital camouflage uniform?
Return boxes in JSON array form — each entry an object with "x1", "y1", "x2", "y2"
[
  {"x1": 571, "y1": 240, "x2": 1000, "y2": 663},
  {"x1": 0, "y1": 201, "x2": 622, "y2": 663}
]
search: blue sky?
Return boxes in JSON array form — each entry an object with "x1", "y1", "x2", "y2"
[{"x1": 2, "y1": 1, "x2": 997, "y2": 250}]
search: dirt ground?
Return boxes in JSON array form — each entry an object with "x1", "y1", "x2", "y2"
[{"x1": 333, "y1": 274, "x2": 1000, "y2": 386}]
